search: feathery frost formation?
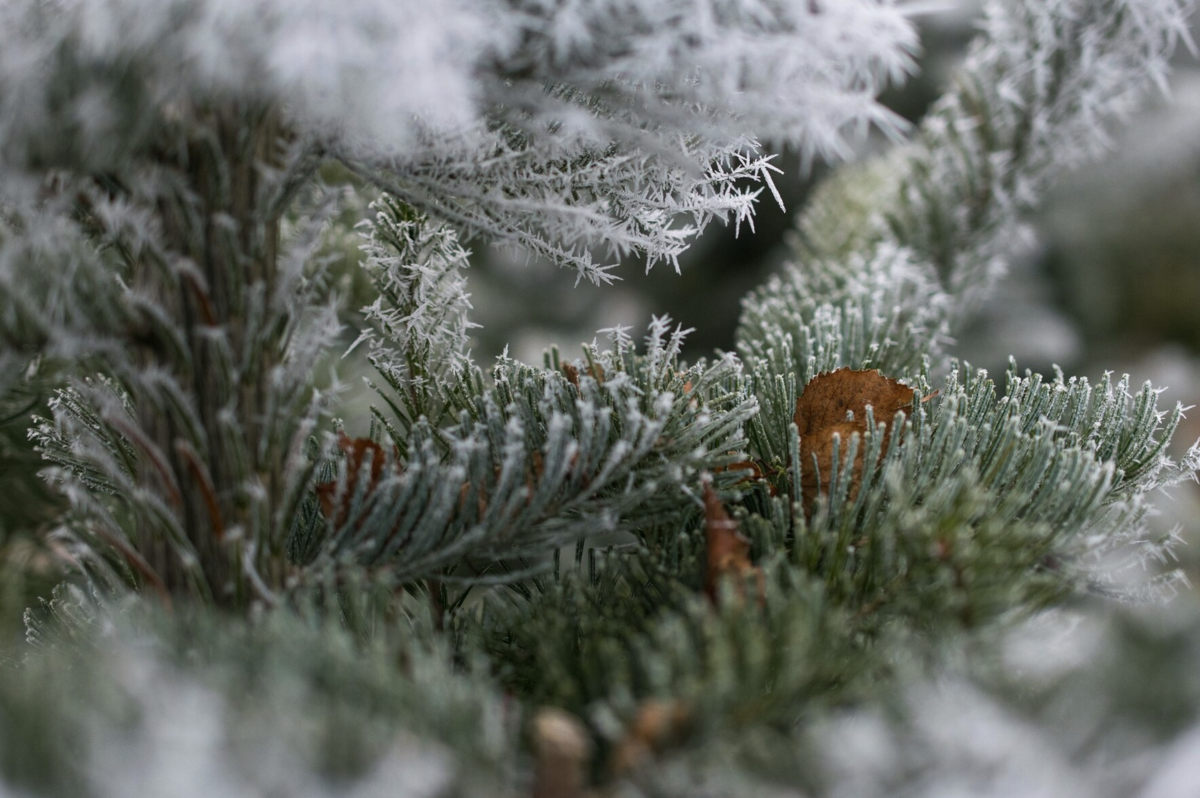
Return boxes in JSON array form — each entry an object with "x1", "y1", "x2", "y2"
[
  {"x1": 0, "y1": 0, "x2": 916, "y2": 283},
  {"x1": 0, "y1": 0, "x2": 1199, "y2": 796},
  {"x1": 351, "y1": 198, "x2": 479, "y2": 409}
]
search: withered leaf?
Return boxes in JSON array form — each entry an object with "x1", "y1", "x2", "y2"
[
  {"x1": 561, "y1": 361, "x2": 605, "y2": 389},
  {"x1": 561, "y1": 362, "x2": 580, "y2": 388},
  {"x1": 703, "y1": 484, "x2": 765, "y2": 606},
  {"x1": 793, "y1": 367, "x2": 915, "y2": 436},
  {"x1": 793, "y1": 368, "x2": 916, "y2": 515}
]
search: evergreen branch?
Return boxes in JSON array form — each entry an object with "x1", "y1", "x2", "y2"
[
  {"x1": 739, "y1": 0, "x2": 1191, "y2": 375},
  {"x1": 303, "y1": 322, "x2": 756, "y2": 584}
]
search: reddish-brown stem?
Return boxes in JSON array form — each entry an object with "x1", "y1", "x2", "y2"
[{"x1": 174, "y1": 440, "x2": 226, "y2": 543}]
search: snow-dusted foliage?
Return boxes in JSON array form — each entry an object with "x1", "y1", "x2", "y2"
[
  {"x1": 0, "y1": 0, "x2": 915, "y2": 159},
  {"x1": 291, "y1": 319, "x2": 755, "y2": 581},
  {"x1": 352, "y1": 198, "x2": 479, "y2": 418},
  {"x1": 2, "y1": 0, "x2": 1200, "y2": 796},
  {"x1": 0, "y1": 0, "x2": 916, "y2": 283},
  {"x1": 0, "y1": 0, "x2": 916, "y2": 605},
  {"x1": 736, "y1": 0, "x2": 1198, "y2": 601},
  {"x1": 741, "y1": 0, "x2": 1193, "y2": 377},
  {"x1": 900, "y1": 0, "x2": 1192, "y2": 311},
  {"x1": 11, "y1": 595, "x2": 520, "y2": 798},
  {"x1": 800, "y1": 605, "x2": 1200, "y2": 798},
  {"x1": 0, "y1": 0, "x2": 487, "y2": 172},
  {"x1": 353, "y1": 0, "x2": 918, "y2": 280}
]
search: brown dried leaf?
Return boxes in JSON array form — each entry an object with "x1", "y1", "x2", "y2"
[
  {"x1": 793, "y1": 367, "x2": 915, "y2": 436},
  {"x1": 703, "y1": 484, "x2": 765, "y2": 606},
  {"x1": 793, "y1": 368, "x2": 916, "y2": 515},
  {"x1": 798, "y1": 420, "x2": 867, "y2": 512},
  {"x1": 562, "y1": 361, "x2": 607, "y2": 388}
]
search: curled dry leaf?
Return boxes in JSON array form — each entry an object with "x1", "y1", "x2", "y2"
[
  {"x1": 609, "y1": 699, "x2": 693, "y2": 776},
  {"x1": 561, "y1": 361, "x2": 605, "y2": 389},
  {"x1": 793, "y1": 368, "x2": 916, "y2": 514},
  {"x1": 703, "y1": 483, "x2": 765, "y2": 606},
  {"x1": 561, "y1": 362, "x2": 580, "y2": 388}
]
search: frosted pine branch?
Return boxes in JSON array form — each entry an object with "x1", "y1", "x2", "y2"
[
  {"x1": 736, "y1": 0, "x2": 1198, "y2": 611},
  {"x1": 0, "y1": 0, "x2": 916, "y2": 172},
  {"x1": 2, "y1": 2, "x2": 1200, "y2": 795},
  {"x1": 899, "y1": 0, "x2": 1193, "y2": 311},
  {"x1": 352, "y1": 198, "x2": 478, "y2": 420},
  {"x1": 740, "y1": 0, "x2": 1192, "y2": 381},
  {"x1": 296, "y1": 320, "x2": 756, "y2": 581},
  {"x1": 346, "y1": 141, "x2": 781, "y2": 282},
  {"x1": 736, "y1": 0, "x2": 1197, "y2": 539}
]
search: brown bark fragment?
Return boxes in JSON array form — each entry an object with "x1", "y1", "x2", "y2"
[{"x1": 703, "y1": 484, "x2": 765, "y2": 606}]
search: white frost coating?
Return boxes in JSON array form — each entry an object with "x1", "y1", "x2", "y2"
[
  {"x1": 35, "y1": 0, "x2": 488, "y2": 151},
  {"x1": 486, "y1": 0, "x2": 917, "y2": 158},
  {"x1": 218, "y1": 0, "x2": 486, "y2": 152},
  {"x1": 810, "y1": 606, "x2": 1200, "y2": 798},
  {"x1": 1139, "y1": 724, "x2": 1200, "y2": 798},
  {"x1": 354, "y1": 198, "x2": 478, "y2": 401},
  {"x1": 68, "y1": 652, "x2": 455, "y2": 798},
  {"x1": 0, "y1": 0, "x2": 917, "y2": 282},
  {"x1": 0, "y1": 0, "x2": 917, "y2": 158}
]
